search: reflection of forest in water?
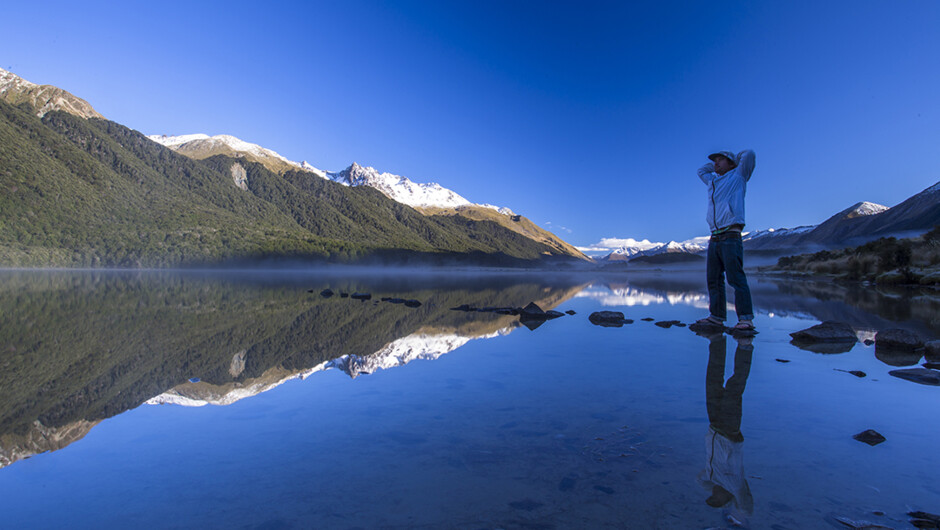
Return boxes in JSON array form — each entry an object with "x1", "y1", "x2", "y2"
[
  {"x1": 3, "y1": 270, "x2": 939, "y2": 470},
  {"x1": 0, "y1": 271, "x2": 587, "y2": 469}
]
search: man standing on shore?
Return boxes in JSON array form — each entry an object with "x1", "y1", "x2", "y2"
[{"x1": 696, "y1": 150, "x2": 756, "y2": 331}]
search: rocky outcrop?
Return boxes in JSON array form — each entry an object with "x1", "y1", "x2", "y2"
[
  {"x1": 0, "y1": 67, "x2": 103, "y2": 119},
  {"x1": 230, "y1": 163, "x2": 248, "y2": 191}
]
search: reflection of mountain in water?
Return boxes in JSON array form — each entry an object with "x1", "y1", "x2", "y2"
[
  {"x1": 576, "y1": 283, "x2": 708, "y2": 308},
  {"x1": 0, "y1": 272, "x2": 585, "y2": 469},
  {"x1": 615, "y1": 272, "x2": 940, "y2": 339},
  {"x1": 147, "y1": 329, "x2": 510, "y2": 407}
]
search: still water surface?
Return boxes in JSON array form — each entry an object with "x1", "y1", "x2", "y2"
[{"x1": 0, "y1": 270, "x2": 938, "y2": 529}]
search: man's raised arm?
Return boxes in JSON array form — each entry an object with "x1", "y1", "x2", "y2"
[
  {"x1": 698, "y1": 161, "x2": 716, "y2": 184},
  {"x1": 735, "y1": 150, "x2": 756, "y2": 181}
]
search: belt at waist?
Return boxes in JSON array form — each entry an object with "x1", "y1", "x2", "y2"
[{"x1": 710, "y1": 231, "x2": 742, "y2": 242}]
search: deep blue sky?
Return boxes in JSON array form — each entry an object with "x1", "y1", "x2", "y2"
[{"x1": 4, "y1": 1, "x2": 938, "y2": 248}]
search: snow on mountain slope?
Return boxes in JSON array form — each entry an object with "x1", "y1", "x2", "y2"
[
  {"x1": 327, "y1": 162, "x2": 473, "y2": 209},
  {"x1": 845, "y1": 201, "x2": 889, "y2": 218},
  {"x1": 148, "y1": 133, "x2": 514, "y2": 212},
  {"x1": 604, "y1": 236, "x2": 709, "y2": 261},
  {"x1": 148, "y1": 133, "x2": 327, "y2": 177}
]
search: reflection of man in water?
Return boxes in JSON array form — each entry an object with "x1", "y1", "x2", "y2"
[{"x1": 698, "y1": 333, "x2": 754, "y2": 519}]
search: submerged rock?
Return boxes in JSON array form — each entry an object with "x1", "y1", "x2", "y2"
[
  {"x1": 853, "y1": 429, "x2": 886, "y2": 446},
  {"x1": 320, "y1": 289, "x2": 334, "y2": 298},
  {"x1": 888, "y1": 367, "x2": 940, "y2": 386},
  {"x1": 834, "y1": 369, "x2": 866, "y2": 378},
  {"x1": 565, "y1": 310, "x2": 576, "y2": 315},
  {"x1": 351, "y1": 292, "x2": 372, "y2": 301},
  {"x1": 654, "y1": 320, "x2": 682, "y2": 328},
  {"x1": 875, "y1": 328, "x2": 924, "y2": 352},
  {"x1": 450, "y1": 304, "x2": 475, "y2": 311},
  {"x1": 404, "y1": 299, "x2": 422, "y2": 308}
]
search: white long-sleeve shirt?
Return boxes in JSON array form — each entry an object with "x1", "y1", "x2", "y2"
[{"x1": 698, "y1": 150, "x2": 756, "y2": 233}]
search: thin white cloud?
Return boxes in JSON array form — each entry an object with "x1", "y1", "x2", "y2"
[
  {"x1": 578, "y1": 237, "x2": 663, "y2": 253},
  {"x1": 544, "y1": 221, "x2": 573, "y2": 234}
]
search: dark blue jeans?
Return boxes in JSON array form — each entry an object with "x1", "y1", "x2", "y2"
[{"x1": 706, "y1": 237, "x2": 754, "y2": 321}]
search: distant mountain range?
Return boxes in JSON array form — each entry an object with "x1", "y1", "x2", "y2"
[
  {"x1": 601, "y1": 190, "x2": 940, "y2": 263},
  {"x1": 0, "y1": 67, "x2": 586, "y2": 266}
]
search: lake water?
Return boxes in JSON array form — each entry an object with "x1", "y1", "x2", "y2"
[{"x1": 0, "y1": 270, "x2": 938, "y2": 529}]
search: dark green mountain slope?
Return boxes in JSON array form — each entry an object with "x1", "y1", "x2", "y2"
[{"x1": 0, "y1": 100, "x2": 561, "y2": 266}]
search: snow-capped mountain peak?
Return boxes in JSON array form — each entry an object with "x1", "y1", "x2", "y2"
[
  {"x1": 326, "y1": 163, "x2": 473, "y2": 209},
  {"x1": 147, "y1": 133, "x2": 327, "y2": 177},
  {"x1": 846, "y1": 201, "x2": 889, "y2": 218},
  {"x1": 148, "y1": 133, "x2": 515, "y2": 212}
]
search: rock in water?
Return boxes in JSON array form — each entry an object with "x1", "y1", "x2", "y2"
[
  {"x1": 404, "y1": 299, "x2": 422, "y2": 308},
  {"x1": 589, "y1": 311, "x2": 627, "y2": 327},
  {"x1": 320, "y1": 289, "x2": 334, "y2": 298},
  {"x1": 519, "y1": 302, "x2": 545, "y2": 317},
  {"x1": 888, "y1": 367, "x2": 940, "y2": 386},
  {"x1": 853, "y1": 429, "x2": 886, "y2": 446},
  {"x1": 351, "y1": 292, "x2": 372, "y2": 301},
  {"x1": 790, "y1": 321, "x2": 858, "y2": 343},
  {"x1": 654, "y1": 320, "x2": 682, "y2": 328},
  {"x1": 875, "y1": 328, "x2": 924, "y2": 352},
  {"x1": 924, "y1": 340, "x2": 940, "y2": 362},
  {"x1": 835, "y1": 369, "x2": 867, "y2": 378},
  {"x1": 689, "y1": 320, "x2": 725, "y2": 334}
]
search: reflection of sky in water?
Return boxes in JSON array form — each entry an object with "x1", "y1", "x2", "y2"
[{"x1": 0, "y1": 272, "x2": 938, "y2": 528}]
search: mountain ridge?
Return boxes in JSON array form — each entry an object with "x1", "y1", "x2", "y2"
[{"x1": 0, "y1": 65, "x2": 588, "y2": 266}]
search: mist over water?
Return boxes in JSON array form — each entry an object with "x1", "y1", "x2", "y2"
[{"x1": 0, "y1": 270, "x2": 937, "y2": 529}]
